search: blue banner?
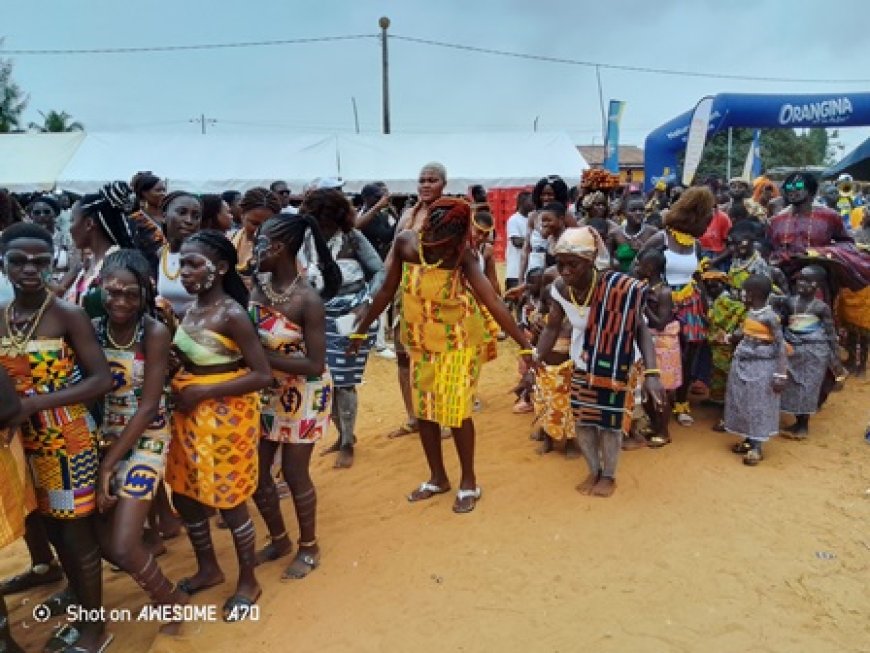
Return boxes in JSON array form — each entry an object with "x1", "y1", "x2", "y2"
[{"x1": 603, "y1": 100, "x2": 625, "y2": 173}]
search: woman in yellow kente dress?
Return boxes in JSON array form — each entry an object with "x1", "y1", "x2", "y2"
[
  {"x1": 0, "y1": 223, "x2": 113, "y2": 653},
  {"x1": 164, "y1": 230, "x2": 271, "y2": 621},
  {"x1": 349, "y1": 198, "x2": 534, "y2": 514},
  {"x1": 0, "y1": 367, "x2": 26, "y2": 653}
]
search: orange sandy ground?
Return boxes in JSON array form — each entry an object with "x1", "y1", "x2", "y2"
[{"x1": 4, "y1": 342, "x2": 869, "y2": 653}]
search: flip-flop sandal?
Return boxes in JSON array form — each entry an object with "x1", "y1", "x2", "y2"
[
  {"x1": 731, "y1": 440, "x2": 753, "y2": 455},
  {"x1": 176, "y1": 576, "x2": 224, "y2": 596},
  {"x1": 452, "y1": 487, "x2": 482, "y2": 514},
  {"x1": 386, "y1": 422, "x2": 418, "y2": 439},
  {"x1": 0, "y1": 561, "x2": 63, "y2": 595},
  {"x1": 222, "y1": 591, "x2": 262, "y2": 622},
  {"x1": 407, "y1": 482, "x2": 451, "y2": 502},
  {"x1": 281, "y1": 551, "x2": 320, "y2": 581},
  {"x1": 60, "y1": 632, "x2": 114, "y2": 653},
  {"x1": 255, "y1": 537, "x2": 293, "y2": 565},
  {"x1": 44, "y1": 624, "x2": 80, "y2": 653}
]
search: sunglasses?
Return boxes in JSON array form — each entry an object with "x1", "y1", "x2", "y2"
[
  {"x1": 783, "y1": 180, "x2": 806, "y2": 191},
  {"x1": 4, "y1": 250, "x2": 54, "y2": 268}
]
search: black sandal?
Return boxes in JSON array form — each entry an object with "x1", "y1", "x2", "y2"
[
  {"x1": 255, "y1": 535, "x2": 292, "y2": 565},
  {"x1": 222, "y1": 591, "x2": 261, "y2": 622},
  {"x1": 0, "y1": 560, "x2": 63, "y2": 596},
  {"x1": 731, "y1": 440, "x2": 753, "y2": 454}
]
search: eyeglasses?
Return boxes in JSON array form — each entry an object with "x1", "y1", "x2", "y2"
[
  {"x1": 783, "y1": 180, "x2": 806, "y2": 191},
  {"x1": 3, "y1": 250, "x2": 54, "y2": 268}
]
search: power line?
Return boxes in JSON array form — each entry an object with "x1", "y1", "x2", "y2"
[
  {"x1": 0, "y1": 34, "x2": 376, "y2": 55},
  {"x1": 3, "y1": 30, "x2": 868, "y2": 84},
  {"x1": 390, "y1": 34, "x2": 870, "y2": 85}
]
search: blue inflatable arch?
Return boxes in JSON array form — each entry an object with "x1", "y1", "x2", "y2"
[{"x1": 644, "y1": 92, "x2": 870, "y2": 190}]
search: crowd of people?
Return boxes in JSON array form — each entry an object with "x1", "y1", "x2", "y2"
[{"x1": 0, "y1": 163, "x2": 868, "y2": 652}]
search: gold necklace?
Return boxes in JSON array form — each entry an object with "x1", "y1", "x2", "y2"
[
  {"x1": 160, "y1": 247, "x2": 181, "y2": 281},
  {"x1": 261, "y1": 275, "x2": 301, "y2": 305},
  {"x1": 568, "y1": 268, "x2": 598, "y2": 309},
  {"x1": 4, "y1": 292, "x2": 54, "y2": 355},
  {"x1": 417, "y1": 239, "x2": 444, "y2": 270},
  {"x1": 668, "y1": 228, "x2": 696, "y2": 247},
  {"x1": 106, "y1": 320, "x2": 140, "y2": 350}
]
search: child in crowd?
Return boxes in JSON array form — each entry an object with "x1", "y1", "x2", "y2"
[
  {"x1": 702, "y1": 270, "x2": 746, "y2": 431},
  {"x1": 724, "y1": 274, "x2": 787, "y2": 466},
  {"x1": 780, "y1": 266, "x2": 842, "y2": 439},
  {"x1": 635, "y1": 249, "x2": 678, "y2": 447},
  {"x1": 513, "y1": 267, "x2": 545, "y2": 414},
  {"x1": 471, "y1": 210, "x2": 500, "y2": 296}
]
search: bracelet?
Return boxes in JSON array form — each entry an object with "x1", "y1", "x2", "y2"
[
  {"x1": 517, "y1": 349, "x2": 534, "y2": 356},
  {"x1": 348, "y1": 333, "x2": 368, "y2": 340},
  {"x1": 643, "y1": 368, "x2": 661, "y2": 376}
]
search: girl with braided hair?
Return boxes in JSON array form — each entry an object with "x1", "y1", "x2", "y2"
[
  {"x1": 348, "y1": 197, "x2": 534, "y2": 514},
  {"x1": 249, "y1": 213, "x2": 341, "y2": 579},
  {"x1": 93, "y1": 250, "x2": 188, "y2": 632},
  {"x1": 163, "y1": 229, "x2": 272, "y2": 621},
  {"x1": 66, "y1": 183, "x2": 135, "y2": 317}
]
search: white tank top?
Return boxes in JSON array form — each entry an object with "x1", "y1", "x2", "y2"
[
  {"x1": 549, "y1": 284, "x2": 590, "y2": 369},
  {"x1": 664, "y1": 248, "x2": 698, "y2": 287}
]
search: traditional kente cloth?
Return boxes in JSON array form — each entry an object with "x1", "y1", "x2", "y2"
[
  {"x1": 129, "y1": 210, "x2": 167, "y2": 274},
  {"x1": 561, "y1": 271, "x2": 646, "y2": 433},
  {"x1": 670, "y1": 282, "x2": 708, "y2": 343},
  {"x1": 651, "y1": 320, "x2": 682, "y2": 391},
  {"x1": 165, "y1": 369, "x2": 260, "y2": 509},
  {"x1": 400, "y1": 262, "x2": 491, "y2": 428},
  {"x1": 0, "y1": 339, "x2": 98, "y2": 519},
  {"x1": 0, "y1": 434, "x2": 31, "y2": 547},
  {"x1": 724, "y1": 307, "x2": 783, "y2": 441},
  {"x1": 96, "y1": 319, "x2": 170, "y2": 501},
  {"x1": 728, "y1": 252, "x2": 770, "y2": 291},
  {"x1": 250, "y1": 302, "x2": 333, "y2": 444},
  {"x1": 837, "y1": 287, "x2": 870, "y2": 337},
  {"x1": 533, "y1": 360, "x2": 574, "y2": 440},
  {"x1": 324, "y1": 287, "x2": 377, "y2": 387},
  {"x1": 782, "y1": 313, "x2": 831, "y2": 415},
  {"x1": 707, "y1": 292, "x2": 746, "y2": 403}
]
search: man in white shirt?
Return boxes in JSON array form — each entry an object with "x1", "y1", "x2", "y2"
[{"x1": 505, "y1": 192, "x2": 533, "y2": 291}]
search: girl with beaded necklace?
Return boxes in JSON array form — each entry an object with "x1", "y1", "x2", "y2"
[
  {"x1": 93, "y1": 249, "x2": 188, "y2": 634},
  {"x1": 248, "y1": 214, "x2": 341, "y2": 580},
  {"x1": 0, "y1": 222, "x2": 113, "y2": 653}
]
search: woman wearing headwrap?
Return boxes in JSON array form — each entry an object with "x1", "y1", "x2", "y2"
[
  {"x1": 348, "y1": 197, "x2": 533, "y2": 514},
  {"x1": 537, "y1": 227, "x2": 664, "y2": 497}
]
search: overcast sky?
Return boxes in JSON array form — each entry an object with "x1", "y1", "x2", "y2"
[{"x1": 3, "y1": 0, "x2": 869, "y2": 165}]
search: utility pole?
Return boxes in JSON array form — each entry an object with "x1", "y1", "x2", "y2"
[
  {"x1": 351, "y1": 96, "x2": 360, "y2": 134},
  {"x1": 379, "y1": 16, "x2": 391, "y2": 134},
  {"x1": 190, "y1": 113, "x2": 217, "y2": 134},
  {"x1": 533, "y1": 116, "x2": 539, "y2": 132}
]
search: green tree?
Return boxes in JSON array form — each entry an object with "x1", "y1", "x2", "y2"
[
  {"x1": 685, "y1": 128, "x2": 832, "y2": 181},
  {"x1": 0, "y1": 55, "x2": 28, "y2": 133},
  {"x1": 28, "y1": 110, "x2": 84, "y2": 133}
]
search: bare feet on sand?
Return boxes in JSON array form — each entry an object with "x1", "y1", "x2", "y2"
[
  {"x1": 575, "y1": 473, "x2": 599, "y2": 495},
  {"x1": 590, "y1": 477, "x2": 616, "y2": 497}
]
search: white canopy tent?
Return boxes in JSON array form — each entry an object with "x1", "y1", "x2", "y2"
[
  {"x1": 0, "y1": 132, "x2": 86, "y2": 192},
  {"x1": 1, "y1": 131, "x2": 587, "y2": 193}
]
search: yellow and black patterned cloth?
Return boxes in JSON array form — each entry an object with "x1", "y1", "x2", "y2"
[{"x1": 0, "y1": 338, "x2": 98, "y2": 519}]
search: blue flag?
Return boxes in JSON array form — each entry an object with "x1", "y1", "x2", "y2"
[
  {"x1": 742, "y1": 129, "x2": 762, "y2": 181},
  {"x1": 603, "y1": 100, "x2": 626, "y2": 173}
]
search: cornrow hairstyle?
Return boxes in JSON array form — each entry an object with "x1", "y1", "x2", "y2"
[
  {"x1": 0, "y1": 222, "x2": 53, "y2": 249},
  {"x1": 532, "y1": 175, "x2": 569, "y2": 209},
  {"x1": 101, "y1": 249, "x2": 157, "y2": 318},
  {"x1": 160, "y1": 190, "x2": 199, "y2": 214},
  {"x1": 422, "y1": 197, "x2": 472, "y2": 248},
  {"x1": 26, "y1": 195, "x2": 61, "y2": 216},
  {"x1": 259, "y1": 214, "x2": 342, "y2": 301},
  {"x1": 79, "y1": 184, "x2": 135, "y2": 248},
  {"x1": 200, "y1": 194, "x2": 225, "y2": 230},
  {"x1": 240, "y1": 187, "x2": 282, "y2": 216},
  {"x1": 186, "y1": 229, "x2": 249, "y2": 307}
]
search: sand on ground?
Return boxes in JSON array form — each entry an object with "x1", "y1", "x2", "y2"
[{"x1": 4, "y1": 342, "x2": 869, "y2": 653}]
